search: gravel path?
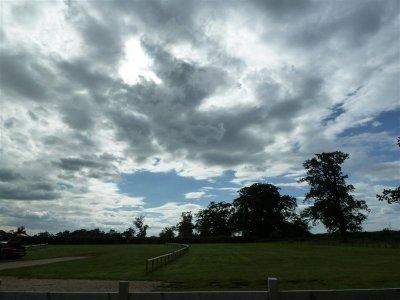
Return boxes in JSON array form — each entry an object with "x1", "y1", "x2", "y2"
[
  {"x1": 0, "y1": 256, "x2": 87, "y2": 271},
  {"x1": 0, "y1": 277, "x2": 162, "y2": 292}
]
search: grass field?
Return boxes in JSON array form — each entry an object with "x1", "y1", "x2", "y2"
[{"x1": 2, "y1": 243, "x2": 399, "y2": 290}]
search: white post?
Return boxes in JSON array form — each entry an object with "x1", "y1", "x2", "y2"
[
  {"x1": 268, "y1": 277, "x2": 279, "y2": 300},
  {"x1": 118, "y1": 281, "x2": 129, "y2": 300}
]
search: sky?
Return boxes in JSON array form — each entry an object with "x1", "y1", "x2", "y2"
[{"x1": 0, "y1": 0, "x2": 399, "y2": 235}]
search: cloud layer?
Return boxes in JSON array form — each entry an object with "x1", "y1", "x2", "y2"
[{"x1": 1, "y1": 0, "x2": 399, "y2": 234}]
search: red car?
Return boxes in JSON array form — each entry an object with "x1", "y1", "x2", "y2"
[{"x1": 0, "y1": 240, "x2": 26, "y2": 259}]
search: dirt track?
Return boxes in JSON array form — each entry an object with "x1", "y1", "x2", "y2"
[
  {"x1": 0, "y1": 256, "x2": 87, "y2": 271},
  {"x1": 0, "y1": 277, "x2": 161, "y2": 292},
  {"x1": 0, "y1": 257, "x2": 162, "y2": 292}
]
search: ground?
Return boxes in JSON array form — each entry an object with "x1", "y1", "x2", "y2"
[
  {"x1": 0, "y1": 276, "x2": 161, "y2": 292},
  {"x1": 1, "y1": 243, "x2": 399, "y2": 291}
]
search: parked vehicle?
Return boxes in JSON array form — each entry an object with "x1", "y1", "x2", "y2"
[{"x1": 0, "y1": 239, "x2": 26, "y2": 259}]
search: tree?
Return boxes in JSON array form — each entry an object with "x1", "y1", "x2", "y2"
[
  {"x1": 196, "y1": 202, "x2": 234, "y2": 237},
  {"x1": 133, "y1": 216, "x2": 149, "y2": 238},
  {"x1": 107, "y1": 229, "x2": 121, "y2": 238},
  {"x1": 377, "y1": 137, "x2": 399, "y2": 204},
  {"x1": 159, "y1": 226, "x2": 175, "y2": 240},
  {"x1": 176, "y1": 212, "x2": 195, "y2": 239},
  {"x1": 280, "y1": 215, "x2": 310, "y2": 238},
  {"x1": 299, "y1": 151, "x2": 369, "y2": 241},
  {"x1": 16, "y1": 226, "x2": 27, "y2": 235},
  {"x1": 377, "y1": 187, "x2": 400, "y2": 204},
  {"x1": 231, "y1": 183, "x2": 301, "y2": 237},
  {"x1": 123, "y1": 227, "x2": 135, "y2": 238}
]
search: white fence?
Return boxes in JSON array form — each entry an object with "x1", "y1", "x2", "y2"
[
  {"x1": 1, "y1": 279, "x2": 399, "y2": 300},
  {"x1": 146, "y1": 244, "x2": 189, "y2": 273}
]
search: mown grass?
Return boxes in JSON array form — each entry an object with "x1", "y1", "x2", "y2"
[
  {"x1": 2, "y1": 244, "x2": 179, "y2": 280},
  {"x1": 2, "y1": 242, "x2": 399, "y2": 290}
]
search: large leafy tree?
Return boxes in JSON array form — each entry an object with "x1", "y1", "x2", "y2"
[
  {"x1": 231, "y1": 183, "x2": 300, "y2": 237},
  {"x1": 196, "y1": 202, "x2": 234, "y2": 237},
  {"x1": 299, "y1": 151, "x2": 369, "y2": 241},
  {"x1": 176, "y1": 212, "x2": 195, "y2": 239}
]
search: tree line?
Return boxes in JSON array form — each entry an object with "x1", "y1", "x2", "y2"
[
  {"x1": 4, "y1": 143, "x2": 398, "y2": 244},
  {"x1": 161, "y1": 148, "x2": 398, "y2": 242}
]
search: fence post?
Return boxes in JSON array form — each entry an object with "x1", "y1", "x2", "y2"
[
  {"x1": 268, "y1": 277, "x2": 279, "y2": 300},
  {"x1": 118, "y1": 281, "x2": 129, "y2": 300}
]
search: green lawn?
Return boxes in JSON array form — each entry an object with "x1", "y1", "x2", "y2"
[{"x1": 2, "y1": 243, "x2": 399, "y2": 290}]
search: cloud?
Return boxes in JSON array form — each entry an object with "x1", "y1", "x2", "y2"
[
  {"x1": 184, "y1": 191, "x2": 206, "y2": 200},
  {"x1": 0, "y1": 52, "x2": 49, "y2": 102},
  {"x1": 60, "y1": 96, "x2": 95, "y2": 130},
  {"x1": 0, "y1": 181, "x2": 60, "y2": 201},
  {"x1": 0, "y1": 169, "x2": 21, "y2": 182},
  {"x1": 0, "y1": 0, "x2": 399, "y2": 233},
  {"x1": 144, "y1": 202, "x2": 202, "y2": 234},
  {"x1": 361, "y1": 161, "x2": 400, "y2": 182}
]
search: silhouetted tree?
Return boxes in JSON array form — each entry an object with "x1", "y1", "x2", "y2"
[
  {"x1": 123, "y1": 227, "x2": 135, "y2": 238},
  {"x1": 16, "y1": 226, "x2": 26, "y2": 235},
  {"x1": 280, "y1": 215, "x2": 310, "y2": 238},
  {"x1": 159, "y1": 226, "x2": 175, "y2": 240},
  {"x1": 231, "y1": 183, "x2": 300, "y2": 237},
  {"x1": 176, "y1": 212, "x2": 195, "y2": 239},
  {"x1": 107, "y1": 229, "x2": 122, "y2": 238},
  {"x1": 377, "y1": 137, "x2": 399, "y2": 204},
  {"x1": 196, "y1": 202, "x2": 234, "y2": 237},
  {"x1": 37, "y1": 231, "x2": 53, "y2": 238},
  {"x1": 133, "y1": 216, "x2": 149, "y2": 238},
  {"x1": 299, "y1": 151, "x2": 369, "y2": 241},
  {"x1": 377, "y1": 187, "x2": 400, "y2": 204}
]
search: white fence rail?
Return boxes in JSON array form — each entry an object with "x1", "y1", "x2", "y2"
[
  {"x1": 146, "y1": 243, "x2": 189, "y2": 273},
  {"x1": 1, "y1": 279, "x2": 399, "y2": 300},
  {"x1": 267, "y1": 278, "x2": 399, "y2": 300}
]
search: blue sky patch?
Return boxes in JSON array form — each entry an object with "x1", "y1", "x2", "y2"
[{"x1": 118, "y1": 170, "x2": 240, "y2": 207}]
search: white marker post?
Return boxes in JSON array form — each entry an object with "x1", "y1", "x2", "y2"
[{"x1": 268, "y1": 277, "x2": 279, "y2": 300}]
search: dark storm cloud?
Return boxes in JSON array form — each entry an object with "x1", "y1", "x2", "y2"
[
  {"x1": 60, "y1": 96, "x2": 94, "y2": 130},
  {"x1": 0, "y1": 169, "x2": 21, "y2": 182},
  {"x1": 108, "y1": 110, "x2": 157, "y2": 161},
  {"x1": 58, "y1": 157, "x2": 103, "y2": 171},
  {"x1": 141, "y1": 39, "x2": 230, "y2": 105},
  {"x1": 250, "y1": 0, "x2": 312, "y2": 19},
  {"x1": 51, "y1": 153, "x2": 119, "y2": 183},
  {"x1": 98, "y1": 40, "x2": 244, "y2": 163},
  {"x1": 49, "y1": 2, "x2": 328, "y2": 167},
  {"x1": 0, "y1": 181, "x2": 60, "y2": 200},
  {"x1": 43, "y1": 132, "x2": 96, "y2": 153},
  {"x1": 56, "y1": 58, "x2": 114, "y2": 91},
  {"x1": 254, "y1": 69, "x2": 324, "y2": 120},
  {"x1": 103, "y1": 39, "x2": 323, "y2": 166},
  {"x1": 57, "y1": 154, "x2": 116, "y2": 173},
  {"x1": 276, "y1": 0, "x2": 399, "y2": 48},
  {"x1": 77, "y1": 15, "x2": 125, "y2": 65},
  {"x1": 0, "y1": 52, "x2": 49, "y2": 101},
  {"x1": 100, "y1": 0, "x2": 201, "y2": 44}
]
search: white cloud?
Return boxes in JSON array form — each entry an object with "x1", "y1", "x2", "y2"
[
  {"x1": 184, "y1": 191, "x2": 206, "y2": 200},
  {"x1": 119, "y1": 37, "x2": 161, "y2": 85},
  {"x1": 0, "y1": 0, "x2": 399, "y2": 233}
]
